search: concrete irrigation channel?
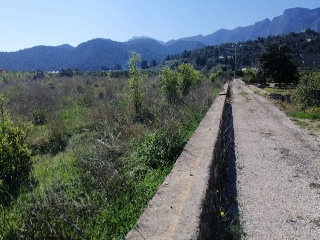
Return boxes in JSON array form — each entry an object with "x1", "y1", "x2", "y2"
[{"x1": 126, "y1": 79, "x2": 320, "y2": 239}]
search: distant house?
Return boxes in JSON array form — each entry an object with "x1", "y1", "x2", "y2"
[{"x1": 242, "y1": 67, "x2": 257, "y2": 71}]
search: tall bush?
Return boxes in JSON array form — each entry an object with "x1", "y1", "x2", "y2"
[
  {"x1": 242, "y1": 68, "x2": 257, "y2": 84},
  {"x1": 128, "y1": 52, "x2": 145, "y2": 120},
  {"x1": 210, "y1": 68, "x2": 223, "y2": 83},
  {"x1": 292, "y1": 72, "x2": 320, "y2": 110},
  {"x1": 0, "y1": 95, "x2": 32, "y2": 203},
  {"x1": 177, "y1": 63, "x2": 201, "y2": 96},
  {"x1": 160, "y1": 63, "x2": 201, "y2": 103},
  {"x1": 160, "y1": 67, "x2": 180, "y2": 104}
]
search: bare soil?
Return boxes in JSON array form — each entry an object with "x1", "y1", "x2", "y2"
[{"x1": 232, "y1": 79, "x2": 320, "y2": 239}]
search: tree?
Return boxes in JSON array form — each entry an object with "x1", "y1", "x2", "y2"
[
  {"x1": 242, "y1": 68, "x2": 257, "y2": 84},
  {"x1": 60, "y1": 68, "x2": 73, "y2": 77},
  {"x1": 0, "y1": 95, "x2": 32, "y2": 204},
  {"x1": 128, "y1": 52, "x2": 145, "y2": 120},
  {"x1": 150, "y1": 59, "x2": 157, "y2": 67},
  {"x1": 141, "y1": 60, "x2": 149, "y2": 69},
  {"x1": 160, "y1": 67, "x2": 180, "y2": 104},
  {"x1": 159, "y1": 64, "x2": 201, "y2": 104},
  {"x1": 258, "y1": 43, "x2": 298, "y2": 88},
  {"x1": 209, "y1": 68, "x2": 223, "y2": 83},
  {"x1": 177, "y1": 63, "x2": 201, "y2": 96}
]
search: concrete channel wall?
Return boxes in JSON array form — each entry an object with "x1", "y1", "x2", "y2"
[{"x1": 126, "y1": 83, "x2": 230, "y2": 240}]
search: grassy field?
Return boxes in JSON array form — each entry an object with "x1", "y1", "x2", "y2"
[
  {"x1": 262, "y1": 82, "x2": 320, "y2": 132},
  {"x1": 0, "y1": 69, "x2": 221, "y2": 239},
  {"x1": 263, "y1": 87, "x2": 295, "y2": 95}
]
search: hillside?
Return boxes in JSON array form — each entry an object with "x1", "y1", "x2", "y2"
[
  {"x1": 164, "y1": 30, "x2": 320, "y2": 70},
  {"x1": 0, "y1": 38, "x2": 205, "y2": 71}
]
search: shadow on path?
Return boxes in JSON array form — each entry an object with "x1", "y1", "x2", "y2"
[{"x1": 214, "y1": 101, "x2": 241, "y2": 239}]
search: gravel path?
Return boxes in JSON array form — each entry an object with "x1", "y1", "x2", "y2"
[{"x1": 232, "y1": 79, "x2": 320, "y2": 239}]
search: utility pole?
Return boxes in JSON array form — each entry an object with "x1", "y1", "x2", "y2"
[{"x1": 234, "y1": 44, "x2": 237, "y2": 79}]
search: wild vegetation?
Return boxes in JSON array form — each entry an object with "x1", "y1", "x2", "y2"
[
  {"x1": 0, "y1": 53, "x2": 223, "y2": 239},
  {"x1": 1, "y1": 28, "x2": 320, "y2": 239},
  {"x1": 292, "y1": 72, "x2": 320, "y2": 110},
  {"x1": 286, "y1": 72, "x2": 320, "y2": 127},
  {"x1": 0, "y1": 95, "x2": 33, "y2": 205},
  {"x1": 263, "y1": 74, "x2": 320, "y2": 122}
]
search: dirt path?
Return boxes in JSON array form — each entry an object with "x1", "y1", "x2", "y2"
[{"x1": 232, "y1": 79, "x2": 320, "y2": 239}]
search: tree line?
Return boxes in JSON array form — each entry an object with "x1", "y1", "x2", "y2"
[{"x1": 165, "y1": 29, "x2": 320, "y2": 71}]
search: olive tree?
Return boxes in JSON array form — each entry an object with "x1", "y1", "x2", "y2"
[{"x1": 258, "y1": 43, "x2": 298, "y2": 88}]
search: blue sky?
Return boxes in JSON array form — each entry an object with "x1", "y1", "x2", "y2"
[{"x1": 0, "y1": 0, "x2": 319, "y2": 52}]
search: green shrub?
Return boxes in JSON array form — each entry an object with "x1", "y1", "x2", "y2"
[
  {"x1": 20, "y1": 185, "x2": 100, "y2": 239},
  {"x1": 210, "y1": 68, "x2": 223, "y2": 82},
  {"x1": 0, "y1": 95, "x2": 32, "y2": 204},
  {"x1": 292, "y1": 72, "x2": 320, "y2": 110},
  {"x1": 177, "y1": 63, "x2": 201, "y2": 96},
  {"x1": 32, "y1": 110, "x2": 47, "y2": 125},
  {"x1": 47, "y1": 116, "x2": 68, "y2": 154},
  {"x1": 137, "y1": 131, "x2": 172, "y2": 169},
  {"x1": 160, "y1": 64, "x2": 201, "y2": 103},
  {"x1": 242, "y1": 68, "x2": 257, "y2": 84},
  {"x1": 0, "y1": 71, "x2": 9, "y2": 83},
  {"x1": 31, "y1": 116, "x2": 69, "y2": 155},
  {"x1": 0, "y1": 71, "x2": 217, "y2": 239},
  {"x1": 160, "y1": 67, "x2": 180, "y2": 104}
]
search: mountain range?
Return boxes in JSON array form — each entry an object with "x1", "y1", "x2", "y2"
[
  {"x1": 0, "y1": 7, "x2": 319, "y2": 71},
  {"x1": 173, "y1": 7, "x2": 320, "y2": 45}
]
